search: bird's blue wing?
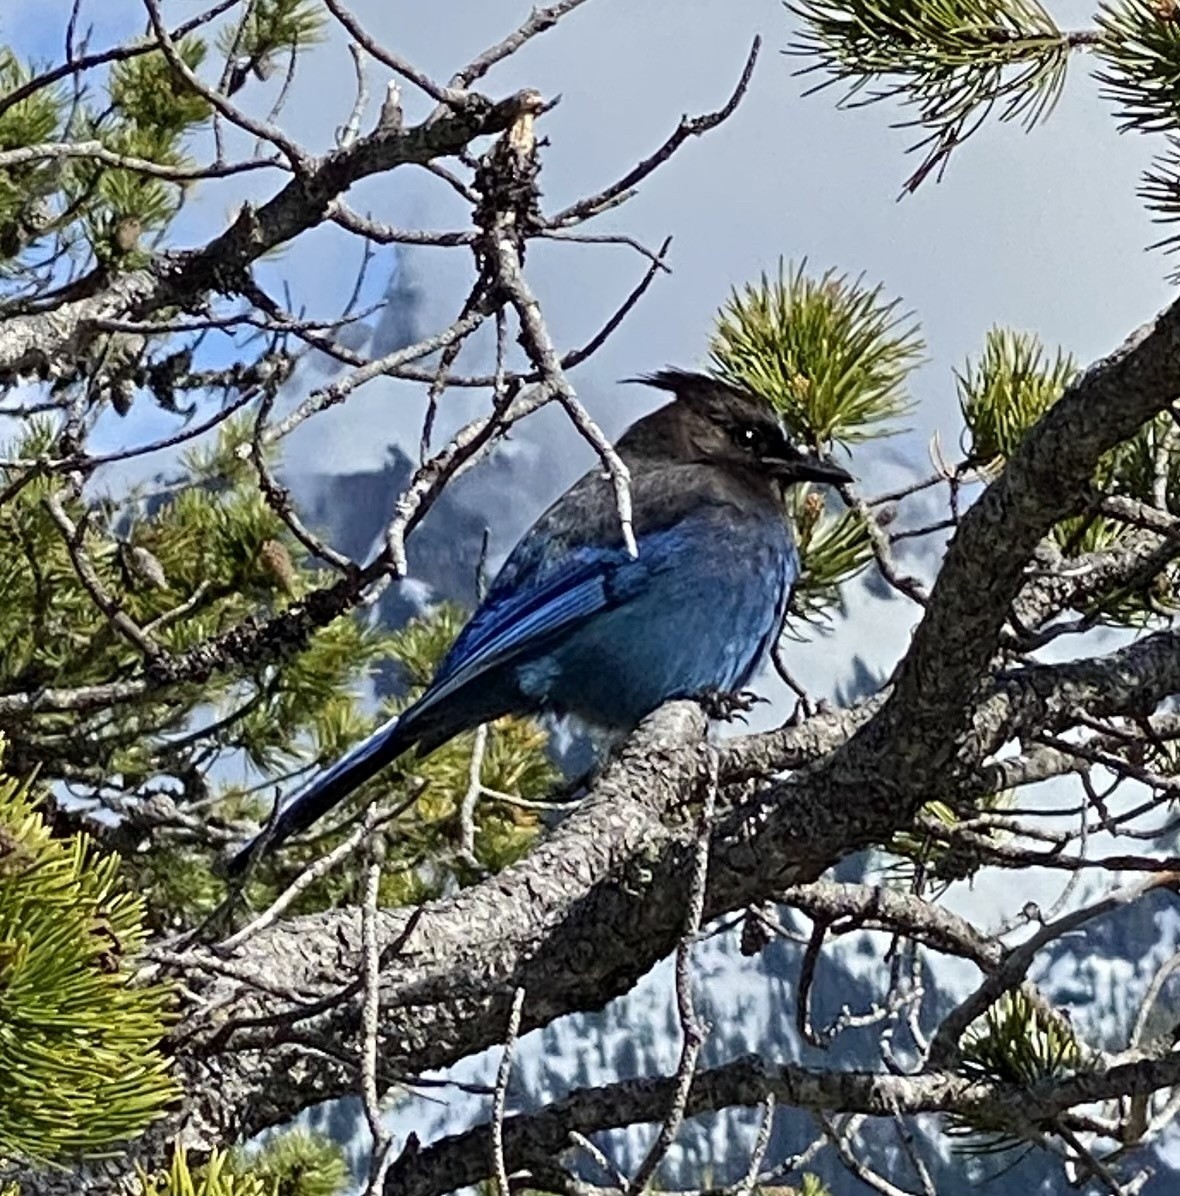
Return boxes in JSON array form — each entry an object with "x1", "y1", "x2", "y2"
[
  {"x1": 411, "y1": 474, "x2": 794, "y2": 723},
  {"x1": 416, "y1": 540, "x2": 649, "y2": 714}
]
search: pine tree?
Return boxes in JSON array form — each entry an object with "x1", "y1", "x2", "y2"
[{"x1": 4, "y1": 1, "x2": 1180, "y2": 1193}]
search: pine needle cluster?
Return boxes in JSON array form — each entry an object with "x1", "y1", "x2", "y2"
[
  {"x1": 788, "y1": 0, "x2": 1079, "y2": 189},
  {"x1": 711, "y1": 260, "x2": 922, "y2": 448},
  {"x1": 958, "y1": 327, "x2": 1180, "y2": 623},
  {"x1": 137, "y1": 1133, "x2": 346, "y2": 1196},
  {"x1": 950, "y1": 989, "x2": 1087, "y2": 1151},
  {"x1": 0, "y1": 738, "x2": 175, "y2": 1164}
]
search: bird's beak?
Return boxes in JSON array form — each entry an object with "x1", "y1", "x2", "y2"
[{"x1": 766, "y1": 452, "x2": 854, "y2": 486}]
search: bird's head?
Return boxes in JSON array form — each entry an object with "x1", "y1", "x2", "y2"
[{"x1": 621, "y1": 368, "x2": 853, "y2": 487}]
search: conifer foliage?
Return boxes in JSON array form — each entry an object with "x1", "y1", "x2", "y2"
[{"x1": 4, "y1": 1, "x2": 1180, "y2": 1194}]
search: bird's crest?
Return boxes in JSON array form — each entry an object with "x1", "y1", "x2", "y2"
[
  {"x1": 624, "y1": 368, "x2": 782, "y2": 431},
  {"x1": 626, "y1": 368, "x2": 759, "y2": 406}
]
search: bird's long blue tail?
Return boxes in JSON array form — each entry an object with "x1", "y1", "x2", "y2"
[{"x1": 224, "y1": 709, "x2": 415, "y2": 876}]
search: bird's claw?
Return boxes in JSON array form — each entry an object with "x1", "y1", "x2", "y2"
[{"x1": 697, "y1": 688, "x2": 767, "y2": 723}]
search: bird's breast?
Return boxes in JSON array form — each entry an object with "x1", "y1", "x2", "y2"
[{"x1": 515, "y1": 505, "x2": 797, "y2": 729}]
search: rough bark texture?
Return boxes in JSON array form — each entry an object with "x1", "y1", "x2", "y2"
[{"x1": 387, "y1": 1052, "x2": 1180, "y2": 1196}]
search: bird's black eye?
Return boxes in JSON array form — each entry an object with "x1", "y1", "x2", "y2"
[{"x1": 732, "y1": 423, "x2": 766, "y2": 453}]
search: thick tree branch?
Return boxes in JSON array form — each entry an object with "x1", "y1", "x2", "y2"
[
  {"x1": 778, "y1": 880, "x2": 1000, "y2": 971},
  {"x1": 161, "y1": 617, "x2": 1179, "y2": 1143},
  {"x1": 842, "y1": 297, "x2": 1180, "y2": 793},
  {"x1": 384, "y1": 1052, "x2": 1180, "y2": 1196}
]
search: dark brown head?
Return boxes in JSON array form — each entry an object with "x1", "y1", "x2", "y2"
[{"x1": 618, "y1": 368, "x2": 853, "y2": 487}]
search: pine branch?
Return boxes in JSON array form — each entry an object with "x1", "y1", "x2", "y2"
[{"x1": 789, "y1": 0, "x2": 1098, "y2": 189}]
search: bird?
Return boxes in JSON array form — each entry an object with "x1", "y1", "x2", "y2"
[{"x1": 226, "y1": 369, "x2": 852, "y2": 874}]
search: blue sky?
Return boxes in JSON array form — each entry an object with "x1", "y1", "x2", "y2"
[{"x1": 9, "y1": 1, "x2": 1168, "y2": 423}]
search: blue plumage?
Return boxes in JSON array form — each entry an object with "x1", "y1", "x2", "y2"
[
  {"x1": 226, "y1": 370, "x2": 851, "y2": 873},
  {"x1": 509, "y1": 505, "x2": 798, "y2": 727}
]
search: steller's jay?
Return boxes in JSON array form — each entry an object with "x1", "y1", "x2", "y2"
[{"x1": 227, "y1": 369, "x2": 852, "y2": 873}]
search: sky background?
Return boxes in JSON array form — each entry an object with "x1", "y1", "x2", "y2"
[
  {"x1": 5, "y1": 1, "x2": 1179, "y2": 1180},
  {"x1": 7, "y1": 0, "x2": 1169, "y2": 486}
]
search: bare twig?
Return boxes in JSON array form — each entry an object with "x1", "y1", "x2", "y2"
[
  {"x1": 327, "y1": 200, "x2": 476, "y2": 245},
  {"x1": 733, "y1": 1095, "x2": 776, "y2": 1196},
  {"x1": 840, "y1": 484, "x2": 928, "y2": 605},
  {"x1": 626, "y1": 750, "x2": 719, "y2": 1194},
  {"x1": 141, "y1": 0, "x2": 310, "y2": 170},
  {"x1": 269, "y1": 308, "x2": 487, "y2": 442},
  {"x1": 536, "y1": 229, "x2": 673, "y2": 271},
  {"x1": 360, "y1": 824, "x2": 393, "y2": 1193},
  {"x1": 927, "y1": 872, "x2": 1180, "y2": 1068},
  {"x1": 218, "y1": 806, "x2": 402, "y2": 952},
  {"x1": 451, "y1": 0, "x2": 597, "y2": 89},
  {"x1": 323, "y1": 0, "x2": 465, "y2": 106},
  {"x1": 43, "y1": 491, "x2": 162, "y2": 660},
  {"x1": 492, "y1": 987, "x2": 527, "y2": 1196},
  {"x1": 568, "y1": 1131, "x2": 629, "y2": 1192},
  {"x1": 819, "y1": 1114, "x2": 917, "y2": 1196},
  {"x1": 249, "y1": 388, "x2": 357, "y2": 573},
  {"x1": 457, "y1": 724, "x2": 489, "y2": 874},
  {"x1": 0, "y1": 140, "x2": 278, "y2": 181},
  {"x1": 795, "y1": 916, "x2": 829, "y2": 1048},
  {"x1": 545, "y1": 38, "x2": 762, "y2": 228},
  {"x1": 0, "y1": 0, "x2": 239, "y2": 121},
  {"x1": 489, "y1": 230, "x2": 638, "y2": 557}
]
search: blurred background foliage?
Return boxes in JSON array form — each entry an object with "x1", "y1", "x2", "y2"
[
  {"x1": 136, "y1": 1133, "x2": 347, "y2": 1196},
  {"x1": 958, "y1": 326, "x2": 1180, "y2": 624}
]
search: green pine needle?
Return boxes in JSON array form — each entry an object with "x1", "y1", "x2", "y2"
[
  {"x1": 962, "y1": 986, "x2": 1083, "y2": 1081},
  {"x1": 1089, "y1": 2, "x2": 1180, "y2": 273},
  {"x1": 799, "y1": 1177, "x2": 834, "y2": 1196},
  {"x1": 1140, "y1": 139, "x2": 1180, "y2": 269},
  {"x1": 230, "y1": 1130, "x2": 348, "y2": 1196},
  {"x1": 0, "y1": 741, "x2": 176, "y2": 1163},
  {"x1": 216, "y1": 0, "x2": 328, "y2": 70},
  {"x1": 139, "y1": 1147, "x2": 269, "y2": 1196},
  {"x1": 887, "y1": 790, "x2": 1012, "y2": 885},
  {"x1": 1050, "y1": 412, "x2": 1180, "y2": 621},
  {"x1": 109, "y1": 37, "x2": 212, "y2": 135},
  {"x1": 949, "y1": 989, "x2": 1087, "y2": 1152},
  {"x1": 1095, "y1": 0, "x2": 1180, "y2": 135},
  {"x1": 788, "y1": 0, "x2": 1082, "y2": 189},
  {"x1": 0, "y1": 52, "x2": 61, "y2": 147},
  {"x1": 137, "y1": 1133, "x2": 347, "y2": 1196},
  {"x1": 957, "y1": 326, "x2": 1076, "y2": 466},
  {"x1": 222, "y1": 603, "x2": 554, "y2": 915},
  {"x1": 787, "y1": 487, "x2": 875, "y2": 626},
  {"x1": 711, "y1": 260, "x2": 922, "y2": 448},
  {"x1": 0, "y1": 51, "x2": 66, "y2": 259},
  {"x1": 0, "y1": 413, "x2": 429, "y2": 926}
]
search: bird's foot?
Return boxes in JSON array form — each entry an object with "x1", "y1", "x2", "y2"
[
  {"x1": 696, "y1": 688, "x2": 768, "y2": 723},
  {"x1": 784, "y1": 695, "x2": 832, "y2": 726}
]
